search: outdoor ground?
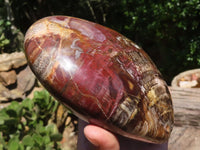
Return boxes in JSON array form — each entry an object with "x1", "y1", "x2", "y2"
[{"x1": 61, "y1": 121, "x2": 78, "y2": 150}]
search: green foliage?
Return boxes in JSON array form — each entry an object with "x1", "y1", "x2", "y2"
[
  {"x1": 0, "y1": 90, "x2": 62, "y2": 150},
  {"x1": 0, "y1": 19, "x2": 11, "y2": 50},
  {"x1": 102, "y1": 0, "x2": 200, "y2": 82},
  {"x1": 187, "y1": 35, "x2": 200, "y2": 65},
  {"x1": 0, "y1": 0, "x2": 24, "y2": 53}
]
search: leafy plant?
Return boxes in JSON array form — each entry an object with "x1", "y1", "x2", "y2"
[
  {"x1": 0, "y1": 90, "x2": 62, "y2": 150},
  {"x1": 0, "y1": 0, "x2": 24, "y2": 53},
  {"x1": 113, "y1": 0, "x2": 200, "y2": 82},
  {"x1": 0, "y1": 19, "x2": 11, "y2": 50}
]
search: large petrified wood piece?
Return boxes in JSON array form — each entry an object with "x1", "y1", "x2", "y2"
[{"x1": 24, "y1": 16, "x2": 174, "y2": 143}]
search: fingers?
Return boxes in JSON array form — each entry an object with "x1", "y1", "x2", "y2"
[{"x1": 84, "y1": 125, "x2": 120, "y2": 150}]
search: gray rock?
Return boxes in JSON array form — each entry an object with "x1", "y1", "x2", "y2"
[
  {"x1": 0, "y1": 52, "x2": 27, "y2": 71},
  {"x1": 0, "y1": 83, "x2": 24, "y2": 101},
  {"x1": 0, "y1": 70, "x2": 17, "y2": 86},
  {"x1": 17, "y1": 66, "x2": 36, "y2": 94}
]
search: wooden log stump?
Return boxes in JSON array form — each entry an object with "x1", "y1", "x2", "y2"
[{"x1": 169, "y1": 87, "x2": 200, "y2": 150}]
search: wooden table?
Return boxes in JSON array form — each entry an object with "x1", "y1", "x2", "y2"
[{"x1": 168, "y1": 87, "x2": 200, "y2": 150}]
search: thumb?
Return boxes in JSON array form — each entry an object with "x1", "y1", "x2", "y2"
[{"x1": 84, "y1": 125, "x2": 120, "y2": 150}]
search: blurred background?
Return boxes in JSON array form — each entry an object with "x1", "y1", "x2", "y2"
[
  {"x1": 1, "y1": 0, "x2": 200, "y2": 83},
  {"x1": 0, "y1": 0, "x2": 200, "y2": 149}
]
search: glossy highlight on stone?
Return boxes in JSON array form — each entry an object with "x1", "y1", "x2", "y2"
[{"x1": 24, "y1": 16, "x2": 174, "y2": 144}]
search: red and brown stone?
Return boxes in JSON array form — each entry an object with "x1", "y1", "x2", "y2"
[{"x1": 24, "y1": 16, "x2": 174, "y2": 143}]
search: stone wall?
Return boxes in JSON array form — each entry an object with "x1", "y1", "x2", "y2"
[{"x1": 0, "y1": 52, "x2": 37, "y2": 107}]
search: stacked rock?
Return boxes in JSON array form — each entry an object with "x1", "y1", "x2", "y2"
[{"x1": 0, "y1": 52, "x2": 36, "y2": 105}]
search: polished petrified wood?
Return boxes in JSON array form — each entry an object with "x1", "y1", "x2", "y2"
[{"x1": 24, "y1": 16, "x2": 174, "y2": 143}]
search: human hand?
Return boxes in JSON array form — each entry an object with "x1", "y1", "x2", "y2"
[
  {"x1": 77, "y1": 119, "x2": 168, "y2": 150},
  {"x1": 84, "y1": 125, "x2": 120, "y2": 150}
]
